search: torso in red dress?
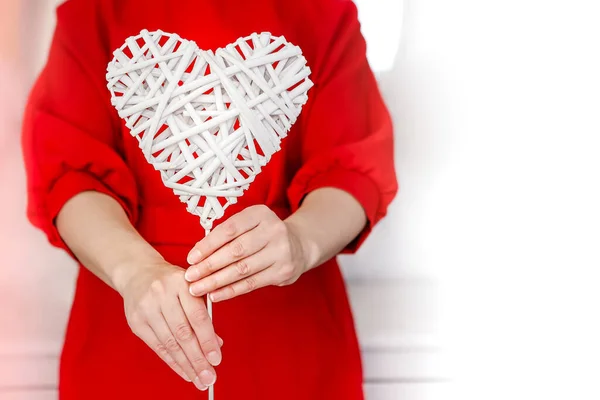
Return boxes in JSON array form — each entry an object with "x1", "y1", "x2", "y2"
[{"x1": 22, "y1": 0, "x2": 398, "y2": 398}]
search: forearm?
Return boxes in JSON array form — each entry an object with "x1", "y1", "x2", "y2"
[
  {"x1": 285, "y1": 187, "x2": 367, "y2": 270},
  {"x1": 55, "y1": 191, "x2": 163, "y2": 293}
]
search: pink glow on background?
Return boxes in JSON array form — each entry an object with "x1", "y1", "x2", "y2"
[{"x1": 0, "y1": 0, "x2": 76, "y2": 395}]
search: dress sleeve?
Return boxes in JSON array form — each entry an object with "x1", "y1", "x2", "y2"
[
  {"x1": 287, "y1": 1, "x2": 398, "y2": 253},
  {"x1": 21, "y1": 2, "x2": 138, "y2": 256}
]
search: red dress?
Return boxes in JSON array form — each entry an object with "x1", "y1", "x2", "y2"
[{"x1": 22, "y1": 0, "x2": 397, "y2": 398}]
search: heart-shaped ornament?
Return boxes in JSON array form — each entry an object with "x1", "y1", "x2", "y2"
[{"x1": 106, "y1": 30, "x2": 313, "y2": 229}]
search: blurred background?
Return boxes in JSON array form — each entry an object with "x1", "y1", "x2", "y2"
[{"x1": 1, "y1": 0, "x2": 599, "y2": 399}]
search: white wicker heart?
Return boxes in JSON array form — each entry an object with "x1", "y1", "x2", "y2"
[
  {"x1": 106, "y1": 29, "x2": 313, "y2": 231},
  {"x1": 106, "y1": 29, "x2": 312, "y2": 396}
]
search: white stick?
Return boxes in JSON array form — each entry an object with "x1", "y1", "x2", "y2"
[
  {"x1": 208, "y1": 292, "x2": 214, "y2": 400},
  {"x1": 205, "y1": 226, "x2": 215, "y2": 400}
]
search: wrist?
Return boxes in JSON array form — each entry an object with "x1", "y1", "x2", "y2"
[
  {"x1": 111, "y1": 247, "x2": 165, "y2": 295},
  {"x1": 284, "y1": 218, "x2": 321, "y2": 271}
]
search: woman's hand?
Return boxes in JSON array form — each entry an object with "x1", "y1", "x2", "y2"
[
  {"x1": 184, "y1": 205, "x2": 315, "y2": 302},
  {"x1": 117, "y1": 258, "x2": 223, "y2": 391}
]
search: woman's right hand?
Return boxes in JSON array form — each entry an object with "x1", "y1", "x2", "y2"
[{"x1": 116, "y1": 258, "x2": 222, "y2": 391}]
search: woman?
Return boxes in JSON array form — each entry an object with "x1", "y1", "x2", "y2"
[{"x1": 22, "y1": 0, "x2": 397, "y2": 398}]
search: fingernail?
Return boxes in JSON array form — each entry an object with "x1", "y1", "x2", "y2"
[
  {"x1": 207, "y1": 351, "x2": 222, "y2": 366},
  {"x1": 182, "y1": 373, "x2": 192, "y2": 382},
  {"x1": 209, "y1": 292, "x2": 221, "y2": 302},
  {"x1": 187, "y1": 249, "x2": 202, "y2": 265},
  {"x1": 199, "y1": 369, "x2": 216, "y2": 386},
  {"x1": 193, "y1": 377, "x2": 207, "y2": 391},
  {"x1": 190, "y1": 283, "x2": 205, "y2": 297},
  {"x1": 185, "y1": 266, "x2": 199, "y2": 282}
]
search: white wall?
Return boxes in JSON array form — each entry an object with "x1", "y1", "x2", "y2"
[{"x1": 351, "y1": 0, "x2": 600, "y2": 399}]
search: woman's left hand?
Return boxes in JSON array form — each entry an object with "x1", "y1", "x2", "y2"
[{"x1": 184, "y1": 205, "x2": 313, "y2": 302}]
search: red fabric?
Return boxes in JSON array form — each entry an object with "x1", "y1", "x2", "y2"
[{"x1": 21, "y1": 0, "x2": 398, "y2": 399}]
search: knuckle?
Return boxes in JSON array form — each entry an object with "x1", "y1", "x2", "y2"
[
  {"x1": 205, "y1": 276, "x2": 218, "y2": 291},
  {"x1": 127, "y1": 317, "x2": 143, "y2": 335},
  {"x1": 234, "y1": 259, "x2": 250, "y2": 276},
  {"x1": 154, "y1": 343, "x2": 169, "y2": 357},
  {"x1": 252, "y1": 204, "x2": 273, "y2": 218},
  {"x1": 131, "y1": 298, "x2": 149, "y2": 316},
  {"x1": 279, "y1": 264, "x2": 295, "y2": 281},
  {"x1": 199, "y1": 238, "x2": 211, "y2": 253},
  {"x1": 230, "y1": 240, "x2": 245, "y2": 258},
  {"x1": 272, "y1": 220, "x2": 287, "y2": 235},
  {"x1": 128, "y1": 323, "x2": 141, "y2": 337},
  {"x1": 282, "y1": 274, "x2": 299, "y2": 286},
  {"x1": 126, "y1": 310, "x2": 141, "y2": 325},
  {"x1": 174, "y1": 324, "x2": 195, "y2": 342},
  {"x1": 221, "y1": 285, "x2": 236, "y2": 299},
  {"x1": 223, "y1": 221, "x2": 237, "y2": 238},
  {"x1": 164, "y1": 336, "x2": 180, "y2": 352},
  {"x1": 204, "y1": 258, "x2": 215, "y2": 273},
  {"x1": 149, "y1": 280, "x2": 165, "y2": 294},
  {"x1": 138, "y1": 299, "x2": 156, "y2": 318},
  {"x1": 199, "y1": 337, "x2": 216, "y2": 349},
  {"x1": 245, "y1": 276, "x2": 258, "y2": 291},
  {"x1": 189, "y1": 307, "x2": 211, "y2": 324},
  {"x1": 190, "y1": 354, "x2": 209, "y2": 368},
  {"x1": 278, "y1": 238, "x2": 291, "y2": 255},
  {"x1": 249, "y1": 204, "x2": 266, "y2": 213}
]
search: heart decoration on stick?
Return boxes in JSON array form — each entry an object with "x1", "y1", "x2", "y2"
[
  {"x1": 105, "y1": 29, "x2": 312, "y2": 397},
  {"x1": 106, "y1": 29, "x2": 313, "y2": 230}
]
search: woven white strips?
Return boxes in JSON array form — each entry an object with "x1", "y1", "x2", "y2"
[{"x1": 106, "y1": 30, "x2": 312, "y2": 229}]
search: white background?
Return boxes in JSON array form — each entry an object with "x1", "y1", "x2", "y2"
[{"x1": 2, "y1": 0, "x2": 600, "y2": 399}]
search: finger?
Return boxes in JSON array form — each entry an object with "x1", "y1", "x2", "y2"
[
  {"x1": 161, "y1": 296, "x2": 218, "y2": 388},
  {"x1": 189, "y1": 251, "x2": 270, "y2": 297},
  {"x1": 135, "y1": 324, "x2": 192, "y2": 383},
  {"x1": 146, "y1": 309, "x2": 201, "y2": 388},
  {"x1": 217, "y1": 334, "x2": 224, "y2": 347},
  {"x1": 180, "y1": 291, "x2": 223, "y2": 374},
  {"x1": 209, "y1": 265, "x2": 275, "y2": 302},
  {"x1": 186, "y1": 226, "x2": 267, "y2": 283},
  {"x1": 186, "y1": 206, "x2": 265, "y2": 265}
]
